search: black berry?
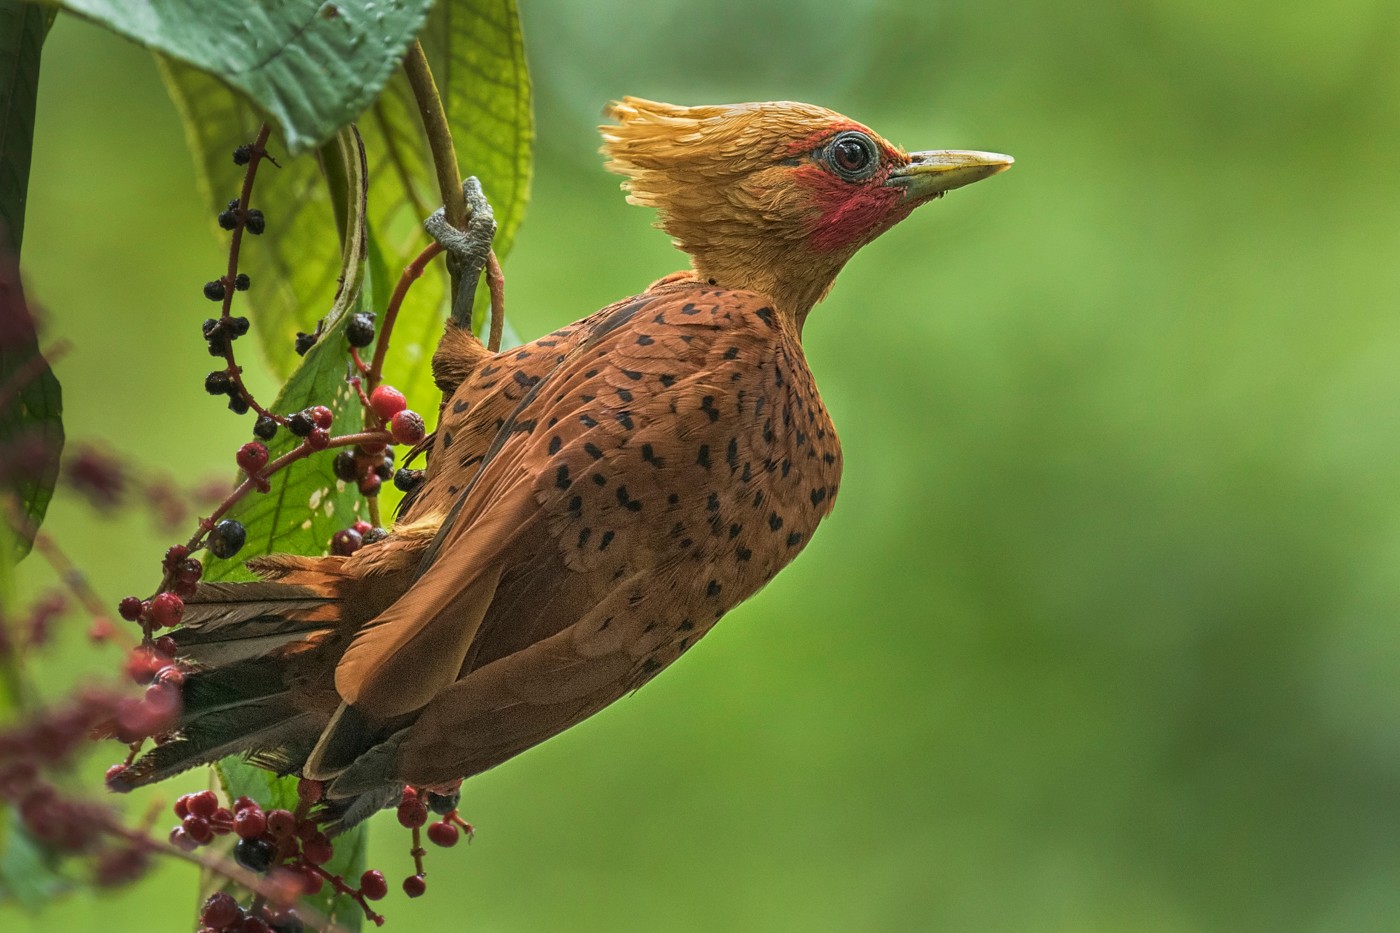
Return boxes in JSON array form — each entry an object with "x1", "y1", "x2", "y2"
[
  {"x1": 229, "y1": 316, "x2": 250, "y2": 337},
  {"x1": 394, "y1": 468, "x2": 423, "y2": 492},
  {"x1": 202, "y1": 318, "x2": 224, "y2": 340},
  {"x1": 361, "y1": 526, "x2": 389, "y2": 545},
  {"x1": 217, "y1": 210, "x2": 238, "y2": 230},
  {"x1": 245, "y1": 209, "x2": 266, "y2": 235},
  {"x1": 234, "y1": 273, "x2": 251, "y2": 291},
  {"x1": 286, "y1": 412, "x2": 314, "y2": 437},
  {"x1": 204, "y1": 371, "x2": 233, "y2": 396},
  {"x1": 426, "y1": 789, "x2": 460, "y2": 814},
  {"x1": 233, "y1": 836, "x2": 276, "y2": 873},
  {"x1": 253, "y1": 415, "x2": 278, "y2": 440},
  {"x1": 345, "y1": 312, "x2": 376, "y2": 348},
  {"x1": 332, "y1": 450, "x2": 359, "y2": 483},
  {"x1": 227, "y1": 395, "x2": 250, "y2": 415},
  {"x1": 207, "y1": 520, "x2": 247, "y2": 559},
  {"x1": 203, "y1": 280, "x2": 226, "y2": 301},
  {"x1": 294, "y1": 331, "x2": 317, "y2": 356},
  {"x1": 232, "y1": 145, "x2": 252, "y2": 165}
]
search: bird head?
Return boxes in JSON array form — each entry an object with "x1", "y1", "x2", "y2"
[{"x1": 601, "y1": 97, "x2": 1012, "y2": 327}]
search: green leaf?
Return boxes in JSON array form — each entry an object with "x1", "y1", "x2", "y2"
[
  {"x1": 0, "y1": 2, "x2": 63, "y2": 559},
  {"x1": 0, "y1": 262, "x2": 63, "y2": 560},
  {"x1": 0, "y1": 810, "x2": 72, "y2": 909},
  {"x1": 39, "y1": 0, "x2": 433, "y2": 154},
  {"x1": 156, "y1": 0, "x2": 533, "y2": 419},
  {"x1": 0, "y1": 0, "x2": 54, "y2": 252}
]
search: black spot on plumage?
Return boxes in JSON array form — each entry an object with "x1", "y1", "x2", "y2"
[
  {"x1": 730, "y1": 372, "x2": 742, "y2": 382},
  {"x1": 754, "y1": 396, "x2": 767, "y2": 417},
  {"x1": 756, "y1": 307, "x2": 775, "y2": 327},
  {"x1": 707, "y1": 493, "x2": 720, "y2": 513},
  {"x1": 452, "y1": 398, "x2": 470, "y2": 414},
  {"x1": 681, "y1": 303, "x2": 700, "y2": 315},
  {"x1": 787, "y1": 531, "x2": 804, "y2": 547},
  {"x1": 568, "y1": 495, "x2": 583, "y2": 513},
  {"x1": 580, "y1": 414, "x2": 598, "y2": 428},
  {"x1": 670, "y1": 521, "x2": 685, "y2": 538},
  {"x1": 629, "y1": 592, "x2": 645, "y2": 607},
  {"x1": 578, "y1": 527, "x2": 592, "y2": 548},
  {"x1": 736, "y1": 546, "x2": 752, "y2": 562},
  {"x1": 641, "y1": 658, "x2": 662, "y2": 675},
  {"x1": 701, "y1": 396, "x2": 720, "y2": 423},
  {"x1": 538, "y1": 338, "x2": 558, "y2": 348},
  {"x1": 707, "y1": 580, "x2": 722, "y2": 598},
  {"x1": 660, "y1": 374, "x2": 677, "y2": 387},
  {"x1": 741, "y1": 462, "x2": 752, "y2": 482},
  {"x1": 511, "y1": 419, "x2": 536, "y2": 435},
  {"x1": 442, "y1": 431, "x2": 454, "y2": 450},
  {"x1": 678, "y1": 619, "x2": 695, "y2": 632},
  {"x1": 621, "y1": 369, "x2": 643, "y2": 381},
  {"x1": 617, "y1": 388, "x2": 633, "y2": 403},
  {"x1": 811, "y1": 487, "x2": 827, "y2": 506},
  {"x1": 824, "y1": 452, "x2": 837, "y2": 465},
  {"x1": 597, "y1": 616, "x2": 611, "y2": 631},
  {"x1": 592, "y1": 473, "x2": 607, "y2": 486},
  {"x1": 752, "y1": 490, "x2": 765, "y2": 508},
  {"x1": 616, "y1": 411, "x2": 634, "y2": 430},
  {"x1": 642, "y1": 444, "x2": 665, "y2": 468},
  {"x1": 667, "y1": 493, "x2": 680, "y2": 505},
  {"x1": 513, "y1": 371, "x2": 539, "y2": 389},
  {"x1": 679, "y1": 334, "x2": 694, "y2": 344},
  {"x1": 549, "y1": 436, "x2": 562, "y2": 455},
  {"x1": 637, "y1": 334, "x2": 654, "y2": 346},
  {"x1": 726, "y1": 438, "x2": 739, "y2": 472},
  {"x1": 679, "y1": 537, "x2": 693, "y2": 548},
  {"x1": 547, "y1": 416, "x2": 559, "y2": 428},
  {"x1": 723, "y1": 346, "x2": 740, "y2": 360},
  {"x1": 599, "y1": 530, "x2": 615, "y2": 550},
  {"x1": 616, "y1": 486, "x2": 642, "y2": 512},
  {"x1": 555, "y1": 465, "x2": 572, "y2": 490},
  {"x1": 769, "y1": 512, "x2": 784, "y2": 531},
  {"x1": 479, "y1": 363, "x2": 500, "y2": 378},
  {"x1": 514, "y1": 349, "x2": 531, "y2": 360},
  {"x1": 796, "y1": 430, "x2": 807, "y2": 447},
  {"x1": 781, "y1": 459, "x2": 791, "y2": 478},
  {"x1": 585, "y1": 368, "x2": 599, "y2": 378},
  {"x1": 728, "y1": 523, "x2": 742, "y2": 539},
  {"x1": 697, "y1": 445, "x2": 711, "y2": 470},
  {"x1": 653, "y1": 312, "x2": 667, "y2": 325},
  {"x1": 584, "y1": 442, "x2": 604, "y2": 460}
]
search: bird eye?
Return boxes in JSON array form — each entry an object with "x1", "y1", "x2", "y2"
[{"x1": 826, "y1": 132, "x2": 878, "y2": 180}]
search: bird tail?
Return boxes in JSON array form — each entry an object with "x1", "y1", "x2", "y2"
[{"x1": 112, "y1": 557, "x2": 349, "y2": 791}]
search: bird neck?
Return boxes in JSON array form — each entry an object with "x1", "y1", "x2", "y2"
[{"x1": 690, "y1": 252, "x2": 847, "y2": 335}]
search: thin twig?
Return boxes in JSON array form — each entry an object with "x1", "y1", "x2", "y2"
[
  {"x1": 402, "y1": 40, "x2": 466, "y2": 309},
  {"x1": 367, "y1": 242, "x2": 445, "y2": 390},
  {"x1": 485, "y1": 251, "x2": 505, "y2": 352}
]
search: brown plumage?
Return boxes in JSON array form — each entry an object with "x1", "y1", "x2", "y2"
[{"x1": 117, "y1": 98, "x2": 1011, "y2": 827}]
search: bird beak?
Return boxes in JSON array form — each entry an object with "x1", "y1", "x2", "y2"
[{"x1": 885, "y1": 150, "x2": 1014, "y2": 202}]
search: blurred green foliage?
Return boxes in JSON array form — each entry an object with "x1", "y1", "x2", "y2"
[{"x1": 7, "y1": 0, "x2": 1400, "y2": 930}]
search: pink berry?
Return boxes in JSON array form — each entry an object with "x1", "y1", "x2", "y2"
[
  {"x1": 390, "y1": 410, "x2": 426, "y2": 446},
  {"x1": 307, "y1": 427, "x2": 330, "y2": 450},
  {"x1": 351, "y1": 520, "x2": 372, "y2": 536},
  {"x1": 236, "y1": 441, "x2": 269, "y2": 474},
  {"x1": 308, "y1": 405, "x2": 334, "y2": 429},
  {"x1": 369, "y1": 385, "x2": 407, "y2": 420},
  {"x1": 200, "y1": 892, "x2": 241, "y2": 929},
  {"x1": 403, "y1": 874, "x2": 426, "y2": 898},
  {"x1": 148, "y1": 592, "x2": 184, "y2": 628},
  {"x1": 265, "y1": 809, "x2": 296, "y2": 839},
  {"x1": 302, "y1": 836, "x2": 333, "y2": 866},
  {"x1": 183, "y1": 814, "x2": 213, "y2": 844}
]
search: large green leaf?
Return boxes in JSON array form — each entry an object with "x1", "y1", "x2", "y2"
[
  {"x1": 37, "y1": 0, "x2": 432, "y2": 154},
  {"x1": 0, "y1": 1, "x2": 62, "y2": 559},
  {"x1": 158, "y1": 0, "x2": 532, "y2": 418},
  {"x1": 0, "y1": 0, "x2": 54, "y2": 251}
]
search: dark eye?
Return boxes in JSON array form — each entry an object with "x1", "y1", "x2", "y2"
[{"x1": 827, "y1": 132, "x2": 877, "y2": 180}]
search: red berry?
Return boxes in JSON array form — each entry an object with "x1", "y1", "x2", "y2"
[
  {"x1": 390, "y1": 409, "x2": 426, "y2": 446},
  {"x1": 183, "y1": 814, "x2": 213, "y2": 844},
  {"x1": 163, "y1": 544, "x2": 190, "y2": 569},
  {"x1": 178, "y1": 558, "x2": 204, "y2": 583},
  {"x1": 302, "y1": 836, "x2": 333, "y2": 866},
  {"x1": 299, "y1": 865, "x2": 324, "y2": 896},
  {"x1": 210, "y1": 807, "x2": 235, "y2": 834},
  {"x1": 149, "y1": 592, "x2": 184, "y2": 628},
  {"x1": 308, "y1": 406, "x2": 334, "y2": 429},
  {"x1": 174, "y1": 794, "x2": 192, "y2": 819},
  {"x1": 155, "y1": 665, "x2": 185, "y2": 687},
  {"x1": 359, "y1": 869, "x2": 388, "y2": 901},
  {"x1": 233, "y1": 795, "x2": 259, "y2": 814},
  {"x1": 201, "y1": 891, "x2": 241, "y2": 929},
  {"x1": 427, "y1": 820, "x2": 459, "y2": 847},
  {"x1": 265, "y1": 809, "x2": 296, "y2": 839},
  {"x1": 239, "y1": 916, "x2": 271, "y2": 933},
  {"x1": 188, "y1": 790, "x2": 220, "y2": 818},
  {"x1": 330, "y1": 528, "x2": 362, "y2": 556},
  {"x1": 237, "y1": 441, "x2": 269, "y2": 474},
  {"x1": 397, "y1": 799, "x2": 429, "y2": 829},
  {"x1": 369, "y1": 385, "x2": 407, "y2": 420},
  {"x1": 297, "y1": 779, "x2": 323, "y2": 804},
  {"x1": 403, "y1": 874, "x2": 426, "y2": 897},
  {"x1": 170, "y1": 826, "x2": 198, "y2": 852},
  {"x1": 307, "y1": 427, "x2": 330, "y2": 451},
  {"x1": 357, "y1": 473, "x2": 382, "y2": 497},
  {"x1": 234, "y1": 807, "x2": 267, "y2": 839},
  {"x1": 118, "y1": 596, "x2": 143, "y2": 621},
  {"x1": 351, "y1": 520, "x2": 373, "y2": 536}
]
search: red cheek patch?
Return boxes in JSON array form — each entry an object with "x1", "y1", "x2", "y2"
[{"x1": 797, "y1": 165, "x2": 909, "y2": 253}]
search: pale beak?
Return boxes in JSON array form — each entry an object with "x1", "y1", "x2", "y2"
[{"x1": 885, "y1": 150, "x2": 1014, "y2": 201}]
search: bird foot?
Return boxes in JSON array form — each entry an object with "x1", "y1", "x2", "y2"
[{"x1": 424, "y1": 177, "x2": 497, "y2": 328}]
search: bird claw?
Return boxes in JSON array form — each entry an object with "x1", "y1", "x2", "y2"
[{"x1": 424, "y1": 177, "x2": 497, "y2": 328}]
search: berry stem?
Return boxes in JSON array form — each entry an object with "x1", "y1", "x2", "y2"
[
  {"x1": 485, "y1": 249, "x2": 505, "y2": 353},
  {"x1": 367, "y1": 241, "x2": 443, "y2": 391}
]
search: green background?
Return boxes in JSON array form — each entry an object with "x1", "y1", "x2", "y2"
[{"x1": 9, "y1": 0, "x2": 1400, "y2": 930}]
